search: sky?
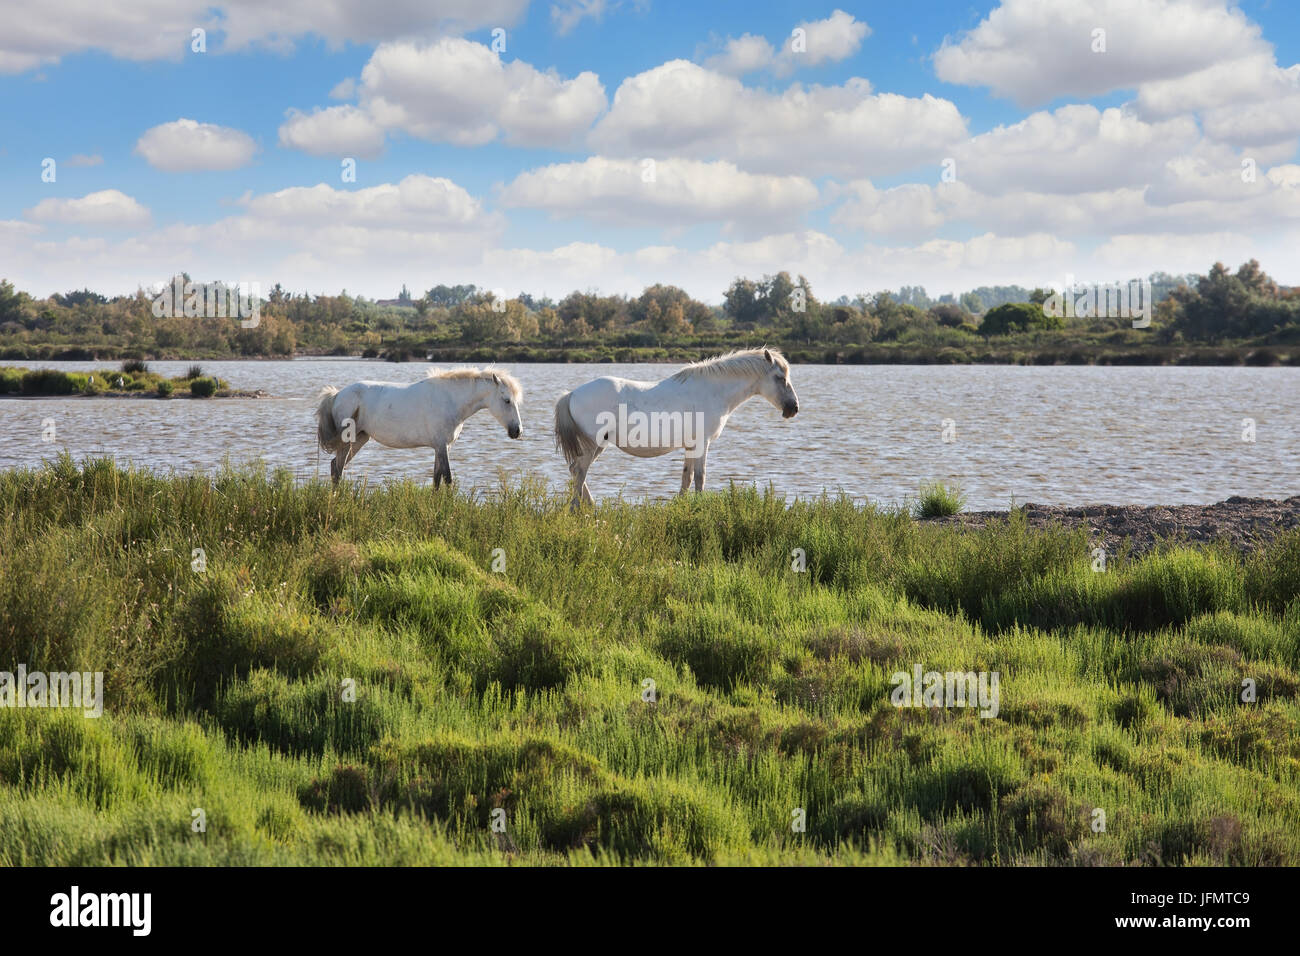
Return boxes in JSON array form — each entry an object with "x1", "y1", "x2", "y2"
[{"x1": 1, "y1": 0, "x2": 1298, "y2": 303}]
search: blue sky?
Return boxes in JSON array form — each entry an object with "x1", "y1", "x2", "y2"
[{"x1": 2, "y1": 0, "x2": 1298, "y2": 302}]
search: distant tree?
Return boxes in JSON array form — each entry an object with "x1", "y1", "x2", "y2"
[
  {"x1": 558, "y1": 291, "x2": 627, "y2": 332},
  {"x1": 51, "y1": 288, "x2": 107, "y2": 308},
  {"x1": 1166, "y1": 260, "x2": 1299, "y2": 341},
  {"x1": 630, "y1": 284, "x2": 707, "y2": 335},
  {"x1": 929, "y1": 302, "x2": 976, "y2": 329},
  {"x1": 979, "y1": 302, "x2": 1062, "y2": 336},
  {"x1": 0, "y1": 280, "x2": 28, "y2": 323},
  {"x1": 895, "y1": 285, "x2": 931, "y2": 309},
  {"x1": 425, "y1": 284, "x2": 478, "y2": 308},
  {"x1": 723, "y1": 278, "x2": 764, "y2": 328},
  {"x1": 453, "y1": 296, "x2": 537, "y2": 344}
]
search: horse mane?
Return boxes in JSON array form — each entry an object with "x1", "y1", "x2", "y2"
[
  {"x1": 671, "y1": 348, "x2": 789, "y2": 383},
  {"x1": 425, "y1": 366, "x2": 523, "y2": 400}
]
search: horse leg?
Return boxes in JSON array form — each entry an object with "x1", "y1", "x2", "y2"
[
  {"x1": 679, "y1": 455, "x2": 694, "y2": 495},
  {"x1": 570, "y1": 460, "x2": 588, "y2": 509},
  {"x1": 570, "y1": 447, "x2": 600, "y2": 509},
  {"x1": 433, "y1": 444, "x2": 451, "y2": 488},
  {"x1": 693, "y1": 443, "x2": 709, "y2": 492}
]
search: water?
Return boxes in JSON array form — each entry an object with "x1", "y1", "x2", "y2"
[{"x1": 1, "y1": 359, "x2": 1296, "y2": 509}]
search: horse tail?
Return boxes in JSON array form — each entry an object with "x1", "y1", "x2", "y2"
[
  {"x1": 316, "y1": 386, "x2": 343, "y2": 453},
  {"x1": 554, "y1": 390, "x2": 595, "y2": 469}
]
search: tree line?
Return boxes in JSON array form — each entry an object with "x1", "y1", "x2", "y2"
[{"x1": 0, "y1": 260, "x2": 1296, "y2": 361}]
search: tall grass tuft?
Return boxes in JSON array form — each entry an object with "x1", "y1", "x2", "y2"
[{"x1": 913, "y1": 480, "x2": 967, "y2": 518}]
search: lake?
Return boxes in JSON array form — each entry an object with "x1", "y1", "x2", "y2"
[{"x1": 1, "y1": 359, "x2": 1296, "y2": 509}]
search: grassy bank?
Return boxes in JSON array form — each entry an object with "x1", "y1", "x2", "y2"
[
  {"x1": 0, "y1": 365, "x2": 229, "y2": 398},
  {"x1": 1, "y1": 458, "x2": 1297, "y2": 865}
]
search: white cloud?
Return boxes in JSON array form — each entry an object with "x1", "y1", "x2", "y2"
[
  {"x1": 281, "y1": 38, "x2": 607, "y2": 154},
  {"x1": 278, "y1": 106, "x2": 386, "y2": 159},
  {"x1": 933, "y1": 0, "x2": 1264, "y2": 106},
  {"x1": 590, "y1": 60, "x2": 966, "y2": 177},
  {"x1": 551, "y1": 0, "x2": 608, "y2": 36},
  {"x1": 705, "y1": 34, "x2": 776, "y2": 76},
  {"x1": 0, "y1": 0, "x2": 533, "y2": 73},
  {"x1": 237, "y1": 174, "x2": 498, "y2": 231},
  {"x1": 1093, "y1": 231, "x2": 1261, "y2": 274},
  {"x1": 25, "y1": 189, "x2": 151, "y2": 227},
  {"x1": 831, "y1": 152, "x2": 1300, "y2": 241},
  {"x1": 953, "y1": 105, "x2": 1200, "y2": 194},
  {"x1": 134, "y1": 119, "x2": 258, "y2": 171},
  {"x1": 706, "y1": 11, "x2": 870, "y2": 76},
  {"x1": 788, "y1": 10, "x2": 870, "y2": 70},
  {"x1": 1134, "y1": 52, "x2": 1300, "y2": 149},
  {"x1": 1, "y1": 174, "x2": 507, "y2": 296},
  {"x1": 498, "y1": 157, "x2": 819, "y2": 231},
  {"x1": 217, "y1": 0, "x2": 531, "y2": 50}
]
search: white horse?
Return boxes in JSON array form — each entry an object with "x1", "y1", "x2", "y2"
[
  {"x1": 553, "y1": 348, "x2": 799, "y2": 506},
  {"x1": 315, "y1": 368, "x2": 523, "y2": 485}
]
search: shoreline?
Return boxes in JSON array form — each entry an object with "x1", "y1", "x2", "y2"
[
  {"x1": 924, "y1": 495, "x2": 1300, "y2": 555},
  {"x1": 5, "y1": 346, "x2": 1299, "y2": 367},
  {"x1": 0, "y1": 389, "x2": 270, "y2": 399}
]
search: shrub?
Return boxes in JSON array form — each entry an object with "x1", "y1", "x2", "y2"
[
  {"x1": 913, "y1": 481, "x2": 966, "y2": 518},
  {"x1": 156, "y1": 380, "x2": 174, "y2": 397},
  {"x1": 189, "y1": 377, "x2": 217, "y2": 398},
  {"x1": 21, "y1": 369, "x2": 78, "y2": 395},
  {"x1": 979, "y1": 302, "x2": 1063, "y2": 336},
  {"x1": 186, "y1": 364, "x2": 204, "y2": 380},
  {"x1": 121, "y1": 359, "x2": 149, "y2": 374}
]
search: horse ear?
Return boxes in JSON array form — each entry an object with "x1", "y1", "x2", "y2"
[
  {"x1": 491, "y1": 373, "x2": 500, "y2": 385},
  {"x1": 763, "y1": 349, "x2": 773, "y2": 364}
]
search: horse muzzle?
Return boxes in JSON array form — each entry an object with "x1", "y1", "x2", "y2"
[
  {"x1": 508, "y1": 425, "x2": 522, "y2": 439},
  {"x1": 782, "y1": 402, "x2": 799, "y2": 419}
]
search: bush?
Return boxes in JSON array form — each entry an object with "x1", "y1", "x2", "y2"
[
  {"x1": 186, "y1": 364, "x2": 204, "y2": 380},
  {"x1": 121, "y1": 359, "x2": 149, "y2": 374},
  {"x1": 913, "y1": 481, "x2": 967, "y2": 518},
  {"x1": 979, "y1": 302, "x2": 1063, "y2": 336},
  {"x1": 189, "y1": 377, "x2": 218, "y2": 398},
  {"x1": 156, "y1": 380, "x2": 174, "y2": 397},
  {"x1": 20, "y1": 369, "x2": 79, "y2": 395}
]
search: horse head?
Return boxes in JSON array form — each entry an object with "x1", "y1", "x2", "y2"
[
  {"x1": 487, "y1": 372, "x2": 523, "y2": 439},
  {"x1": 757, "y1": 348, "x2": 799, "y2": 419}
]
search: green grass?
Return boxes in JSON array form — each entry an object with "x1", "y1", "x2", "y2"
[
  {"x1": 913, "y1": 481, "x2": 967, "y2": 519},
  {"x1": 0, "y1": 366, "x2": 229, "y2": 397},
  {"x1": 0, "y1": 455, "x2": 1296, "y2": 866}
]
